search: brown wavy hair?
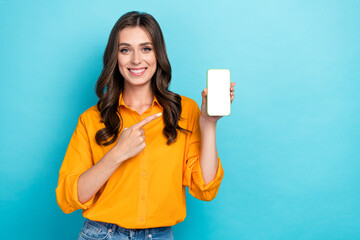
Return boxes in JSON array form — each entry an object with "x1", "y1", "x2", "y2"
[{"x1": 95, "y1": 11, "x2": 190, "y2": 146}]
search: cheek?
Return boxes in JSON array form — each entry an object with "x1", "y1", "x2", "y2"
[
  {"x1": 117, "y1": 57, "x2": 128, "y2": 74},
  {"x1": 149, "y1": 60, "x2": 157, "y2": 75},
  {"x1": 146, "y1": 55, "x2": 157, "y2": 68},
  {"x1": 117, "y1": 56, "x2": 126, "y2": 67}
]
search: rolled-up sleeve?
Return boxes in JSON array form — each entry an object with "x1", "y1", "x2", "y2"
[
  {"x1": 55, "y1": 115, "x2": 95, "y2": 213},
  {"x1": 182, "y1": 102, "x2": 224, "y2": 201}
]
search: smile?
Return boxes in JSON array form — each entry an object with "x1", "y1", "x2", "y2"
[{"x1": 128, "y1": 68, "x2": 147, "y2": 76}]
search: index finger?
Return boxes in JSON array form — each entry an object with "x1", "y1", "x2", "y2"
[{"x1": 132, "y1": 112, "x2": 162, "y2": 129}]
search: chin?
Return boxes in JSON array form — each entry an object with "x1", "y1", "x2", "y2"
[{"x1": 125, "y1": 78, "x2": 152, "y2": 87}]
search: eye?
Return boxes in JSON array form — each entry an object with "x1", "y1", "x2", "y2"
[
  {"x1": 120, "y1": 48, "x2": 130, "y2": 53},
  {"x1": 143, "y1": 47, "x2": 152, "y2": 52}
]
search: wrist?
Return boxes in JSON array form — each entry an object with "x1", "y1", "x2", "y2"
[
  {"x1": 200, "y1": 117, "x2": 217, "y2": 129},
  {"x1": 107, "y1": 148, "x2": 127, "y2": 166},
  {"x1": 200, "y1": 122, "x2": 217, "y2": 136}
]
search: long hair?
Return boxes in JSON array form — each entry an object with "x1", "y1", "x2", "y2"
[{"x1": 95, "y1": 11, "x2": 189, "y2": 146}]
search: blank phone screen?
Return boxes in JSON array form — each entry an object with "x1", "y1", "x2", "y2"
[{"x1": 207, "y1": 69, "x2": 231, "y2": 116}]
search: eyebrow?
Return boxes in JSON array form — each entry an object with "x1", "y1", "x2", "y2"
[{"x1": 118, "y1": 42, "x2": 153, "y2": 47}]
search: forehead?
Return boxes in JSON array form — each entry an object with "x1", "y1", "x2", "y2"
[{"x1": 118, "y1": 26, "x2": 152, "y2": 44}]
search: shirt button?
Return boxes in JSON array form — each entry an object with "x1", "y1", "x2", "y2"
[
  {"x1": 141, "y1": 195, "x2": 145, "y2": 200},
  {"x1": 139, "y1": 217, "x2": 144, "y2": 222},
  {"x1": 141, "y1": 172, "x2": 146, "y2": 176}
]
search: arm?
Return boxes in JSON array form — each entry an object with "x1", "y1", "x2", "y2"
[
  {"x1": 199, "y1": 82, "x2": 236, "y2": 184},
  {"x1": 199, "y1": 122, "x2": 218, "y2": 185},
  {"x1": 77, "y1": 150, "x2": 124, "y2": 204},
  {"x1": 56, "y1": 112, "x2": 161, "y2": 212}
]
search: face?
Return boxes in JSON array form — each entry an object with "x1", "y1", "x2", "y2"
[{"x1": 117, "y1": 26, "x2": 157, "y2": 88}]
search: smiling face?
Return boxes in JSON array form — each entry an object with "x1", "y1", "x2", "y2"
[{"x1": 117, "y1": 26, "x2": 157, "y2": 89}]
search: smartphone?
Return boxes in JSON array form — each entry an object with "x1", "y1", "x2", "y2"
[{"x1": 207, "y1": 69, "x2": 231, "y2": 116}]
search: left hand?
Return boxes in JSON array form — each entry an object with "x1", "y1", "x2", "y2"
[{"x1": 200, "y1": 82, "x2": 236, "y2": 126}]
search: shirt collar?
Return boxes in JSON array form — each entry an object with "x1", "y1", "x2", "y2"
[{"x1": 118, "y1": 93, "x2": 163, "y2": 110}]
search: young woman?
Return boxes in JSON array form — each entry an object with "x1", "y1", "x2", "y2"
[{"x1": 56, "y1": 11, "x2": 235, "y2": 240}]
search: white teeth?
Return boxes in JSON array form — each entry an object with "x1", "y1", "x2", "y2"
[{"x1": 130, "y1": 68, "x2": 146, "y2": 73}]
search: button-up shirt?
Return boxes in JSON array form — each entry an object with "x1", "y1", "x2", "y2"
[{"x1": 56, "y1": 94, "x2": 224, "y2": 229}]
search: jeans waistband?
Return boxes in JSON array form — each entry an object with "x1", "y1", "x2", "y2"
[{"x1": 85, "y1": 219, "x2": 171, "y2": 236}]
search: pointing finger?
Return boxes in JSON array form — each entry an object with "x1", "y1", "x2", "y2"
[{"x1": 132, "y1": 112, "x2": 162, "y2": 129}]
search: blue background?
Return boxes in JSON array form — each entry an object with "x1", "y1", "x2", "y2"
[{"x1": 1, "y1": 0, "x2": 359, "y2": 239}]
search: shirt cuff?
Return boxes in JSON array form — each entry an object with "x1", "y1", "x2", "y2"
[
  {"x1": 67, "y1": 173, "x2": 95, "y2": 211},
  {"x1": 192, "y1": 157, "x2": 224, "y2": 192}
]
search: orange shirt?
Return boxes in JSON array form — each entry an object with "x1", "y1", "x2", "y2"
[{"x1": 55, "y1": 95, "x2": 224, "y2": 229}]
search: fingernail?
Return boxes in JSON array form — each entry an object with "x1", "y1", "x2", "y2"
[{"x1": 157, "y1": 113, "x2": 162, "y2": 117}]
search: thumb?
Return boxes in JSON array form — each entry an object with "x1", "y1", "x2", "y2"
[{"x1": 201, "y1": 88, "x2": 207, "y2": 109}]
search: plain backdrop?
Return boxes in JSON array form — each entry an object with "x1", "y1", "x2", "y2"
[{"x1": 1, "y1": 0, "x2": 360, "y2": 239}]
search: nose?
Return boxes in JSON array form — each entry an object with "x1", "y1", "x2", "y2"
[{"x1": 131, "y1": 50, "x2": 141, "y2": 65}]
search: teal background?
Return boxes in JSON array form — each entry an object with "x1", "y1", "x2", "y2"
[{"x1": 1, "y1": 0, "x2": 360, "y2": 239}]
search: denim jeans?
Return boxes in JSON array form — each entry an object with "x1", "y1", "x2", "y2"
[{"x1": 78, "y1": 219, "x2": 174, "y2": 240}]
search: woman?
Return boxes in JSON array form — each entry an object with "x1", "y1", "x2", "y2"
[{"x1": 56, "y1": 11, "x2": 235, "y2": 240}]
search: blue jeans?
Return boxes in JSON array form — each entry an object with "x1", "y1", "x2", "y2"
[{"x1": 78, "y1": 219, "x2": 174, "y2": 240}]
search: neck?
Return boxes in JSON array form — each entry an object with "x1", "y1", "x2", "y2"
[{"x1": 123, "y1": 84, "x2": 154, "y2": 107}]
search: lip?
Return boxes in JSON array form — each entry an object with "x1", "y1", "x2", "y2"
[{"x1": 128, "y1": 67, "x2": 147, "y2": 76}]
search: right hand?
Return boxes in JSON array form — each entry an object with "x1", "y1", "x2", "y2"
[{"x1": 111, "y1": 112, "x2": 162, "y2": 162}]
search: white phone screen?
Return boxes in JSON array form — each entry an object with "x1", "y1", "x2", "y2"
[{"x1": 207, "y1": 69, "x2": 231, "y2": 116}]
